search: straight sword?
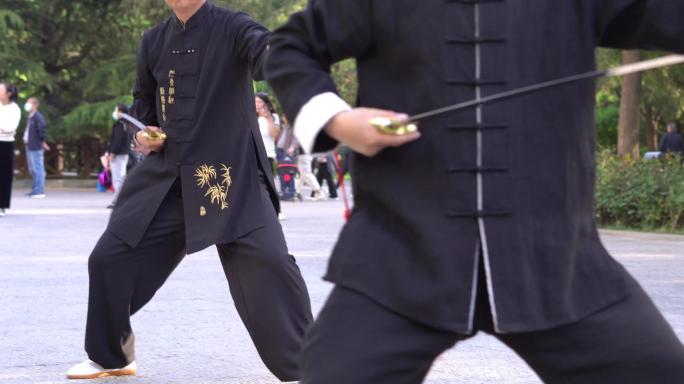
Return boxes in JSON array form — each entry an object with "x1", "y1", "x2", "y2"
[{"x1": 371, "y1": 54, "x2": 684, "y2": 135}]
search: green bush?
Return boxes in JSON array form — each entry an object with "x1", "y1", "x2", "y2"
[{"x1": 595, "y1": 150, "x2": 684, "y2": 232}]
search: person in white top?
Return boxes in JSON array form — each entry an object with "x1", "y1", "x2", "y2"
[
  {"x1": 0, "y1": 83, "x2": 21, "y2": 217},
  {"x1": 256, "y1": 92, "x2": 290, "y2": 219},
  {"x1": 255, "y1": 92, "x2": 278, "y2": 163}
]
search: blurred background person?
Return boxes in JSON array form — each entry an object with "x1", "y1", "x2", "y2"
[
  {"x1": 256, "y1": 92, "x2": 287, "y2": 219},
  {"x1": 0, "y1": 82, "x2": 21, "y2": 217},
  {"x1": 129, "y1": 120, "x2": 151, "y2": 167},
  {"x1": 275, "y1": 116, "x2": 300, "y2": 203},
  {"x1": 277, "y1": 114, "x2": 323, "y2": 202},
  {"x1": 335, "y1": 146, "x2": 351, "y2": 191},
  {"x1": 105, "y1": 103, "x2": 133, "y2": 209},
  {"x1": 296, "y1": 152, "x2": 322, "y2": 201},
  {"x1": 23, "y1": 97, "x2": 48, "y2": 199},
  {"x1": 124, "y1": 103, "x2": 147, "y2": 171},
  {"x1": 256, "y1": 92, "x2": 279, "y2": 170},
  {"x1": 128, "y1": 141, "x2": 148, "y2": 169},
  {"x1": 276, "y1": 115, "x2": 298, "y2": 162},
  {"x1": 659, "y1": 122, "x2": 684, "y2": 157},
  {"x1": 313, "y1": 153, "x2": 338, "y2": 200}
]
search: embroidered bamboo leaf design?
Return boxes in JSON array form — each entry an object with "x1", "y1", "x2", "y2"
[
  {"x1": 204, "y1": 185, "x2": 223, "y2": 205},
  {"x1": 194, "y1": 164, "x2": 216, "y2": 188},
  {"x1": 220, "y1": 165, "x2": 232, "y2": 210},
  {"x1": 195, "y1": 163, "x2": 232, "y2": 212}
]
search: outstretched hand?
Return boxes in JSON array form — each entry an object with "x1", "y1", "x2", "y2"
[{"x1": 325, "y1": 108, "x2": 421, "y2": 157}]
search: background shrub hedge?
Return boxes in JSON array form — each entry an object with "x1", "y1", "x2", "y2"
[{"x1": 595, "y1": 150, "x2": 684, "y2": 232}]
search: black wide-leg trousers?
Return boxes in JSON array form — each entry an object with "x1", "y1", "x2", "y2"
[
  {"x1": 85, "y1": 178, "x2": 313, "y2": 382},
  {"x1": 301, "y1": 263, "x2": 684, "y2": 383},
  {"x1": 0, "y1": 141, "x2": 14, "y2": 209},
  {"x1": 314, "y1": 164, "x2": 337, "y2": 198}
]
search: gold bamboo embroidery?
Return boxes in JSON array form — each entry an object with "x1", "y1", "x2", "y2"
[{"x1": 194, "y1": 164, "x2": 233, "y2": 211}]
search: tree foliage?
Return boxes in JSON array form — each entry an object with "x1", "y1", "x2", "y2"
[
  {"x1": 3, "y1": 2, "x2": 682, "y2": 177},
  {"x1": 0, "y1": 0, "x2": 354, "y2": 146},
  {"x1": 595, "y1": 48, "x2": 684, "y2": 151},
  {"x1": 0, "y1": 0, "x2": 169, "y2": 142}
]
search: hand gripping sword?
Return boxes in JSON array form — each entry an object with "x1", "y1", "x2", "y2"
[
  {"x1": 118, "y1": 113, "x2": 168, "y2": 141},
  {"x1": 371, "y1": 54, "x2": 684, "y2": 135}
]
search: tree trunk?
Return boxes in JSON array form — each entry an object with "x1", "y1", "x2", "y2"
[
  {"x1": 77, "y1": 137, "x2": 98, "y2": 179},
  {"x1": 644, "y1": 105, "x2": 657, "y2": 151},
  {"x1": 617, "y1": 50, "x2": 642, "y2": 159}
]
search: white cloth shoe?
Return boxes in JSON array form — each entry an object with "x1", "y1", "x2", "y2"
[
  {"x1": 307, "y1": 190, "x2": 323, "y2": 201},
  {"x1": 66, "y1": 359, "x2": 136, "y2": 379}
]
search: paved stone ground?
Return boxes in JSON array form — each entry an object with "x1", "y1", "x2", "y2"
[{"x1": 1, "y1": 188, "x2": 683, "y2": 384}]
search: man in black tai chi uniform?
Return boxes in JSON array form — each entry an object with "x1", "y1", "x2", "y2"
[
  {"x1": 266, "y1": 1, "x2": 684, "y2": 382},
  {"x1": 67, "y1": 0, "x2": 312, "y2": 381}
]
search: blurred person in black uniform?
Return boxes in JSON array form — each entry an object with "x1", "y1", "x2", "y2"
[
  {"x1": 312, "y1": 153, "x2": 337, "y2": 199},
  {"x1": 659, "y1": 122, "x2": 684, "y2": 157},
  {"x1": 67, "y1": 0, "x2": 312, "y2": 381},
  {"x1": 334, "y1": 146, "x2": 351, "y2": 190},
  {"x1": 266, "y1": 1, "x2": 684, "y2": 383},
  {"x1": 105, "y1": 103, "x2": 133, "y2": 209},
  {"x1": 126, "y1": 127, "x2": 147, "y2": 171},
  {"x1": 127, "y1": 113, "x2": 151, "y2": 170}
]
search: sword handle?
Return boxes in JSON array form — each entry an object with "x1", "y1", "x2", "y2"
[
  {"x1": 369, "y1": 117, "x2": 419, "y2": 136},
  {"x1": 140, "y1": 128, "x2": 167, "y2": 141}
]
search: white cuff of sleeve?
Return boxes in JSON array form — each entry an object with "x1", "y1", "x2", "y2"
[{"x1": 293, "y1": 92, "x2": 351, "y2": 154}]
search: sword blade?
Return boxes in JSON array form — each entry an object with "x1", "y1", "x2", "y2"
[
  {"x1": 118, "y1": 113, "x2": 147, "y2": 131},
  {"x1": 408, "y1": 54, "x2": 684, "y2": 123}
]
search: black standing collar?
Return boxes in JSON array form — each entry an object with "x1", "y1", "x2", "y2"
[{"x1": 173, "y1": 1, "x2": 211, "y2": 31}]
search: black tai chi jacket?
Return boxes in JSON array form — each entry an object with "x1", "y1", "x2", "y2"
[
  {"x1": 108, "y1": 1, "x2": 278, "y2": 254},
  {"x1": 266, "y1": 0, "x2": 684, "y2": 333}
]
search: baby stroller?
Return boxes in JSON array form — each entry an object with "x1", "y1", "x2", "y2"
[{"x1": 277, "y1": 154, "x2": 299, "y2": 201}]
